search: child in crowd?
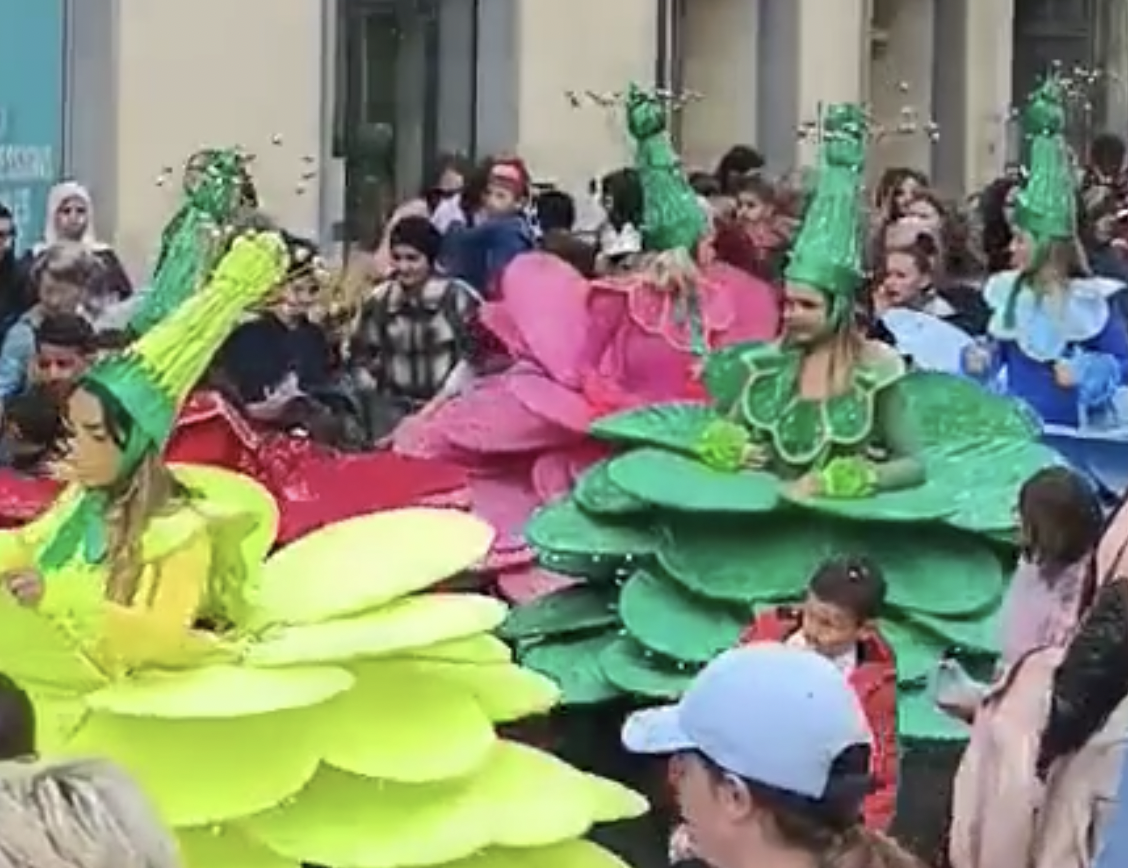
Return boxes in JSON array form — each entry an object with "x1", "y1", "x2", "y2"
[
  {"x1": 446, "y1": 157, "x2": 536, "y2": 294},
  {"x1": 0, "y1": 672, "x2": 34, "y2": 760},
  {"x1": 0, "y1": 385, "x2": 64, "y2": 476},
  {"x1": 739, "y1": 555, "x2": 898, "y2": 829},
  {"x1": 29, "y1": 312, "x2": 96, "y2": 397}
]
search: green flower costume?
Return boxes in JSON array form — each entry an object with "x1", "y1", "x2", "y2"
[{"x1": 503, "y1": 105, "x2": 1063, "y2": 742}]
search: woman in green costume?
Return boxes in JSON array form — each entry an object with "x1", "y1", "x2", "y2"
[{"x1": 502, "y1": 103, "x2": 1063, "y2": 746}]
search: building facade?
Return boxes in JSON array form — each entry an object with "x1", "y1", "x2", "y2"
[{"x1": 2, "y1": 0, "x2": 1125, "y2": 272}]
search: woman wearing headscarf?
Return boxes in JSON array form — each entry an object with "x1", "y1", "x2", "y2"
[{"x1": 28, "y1": 182, "x2": 132, "y2": 302}]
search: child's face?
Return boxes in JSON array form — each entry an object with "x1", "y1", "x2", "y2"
[
  {"x1": 31, "y1": 343, "x2": 87, "y2": 390},
  {"x1": 736, "y1": 191, "x2": 769, "y2": 225},
  {"x1": 484, "y1": 183, "x2": 520, "y2": 217},
  {"x1": 800, "y1": 592, "x2": 864, "y2": 658},
  {"x1": 390, "y1": 244, "x2": 432, "y2": 288}
]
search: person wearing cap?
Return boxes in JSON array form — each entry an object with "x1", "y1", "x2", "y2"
[
  {"x1": 623, "y1": 644, "x2": 923, "y2": 868},
  {"x1": 443, "y1": 156, "x2": 536, "y2": 295}
]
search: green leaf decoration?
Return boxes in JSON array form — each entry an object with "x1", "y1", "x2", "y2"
[
  {"x1": 599, "y1": 636, "x2": 696, "y2": 699},
  {"x1": 879, "y1": 617, "x2": 948, "y2": 685},
  {"x1": 573, "y1": 461, "x2": 649, "y2": 516},
  {"x1": 619, "y1": 569, "x2": 747, "y2": 664},
  {"x1": 500, "y1": 584, "x2": 620, "y2": 642},
  {"x1": 926, "y1": 439, "x2": 1062, "y2": 534},
  {"x1": 782, "y1": 478, "x2": 955, "y2": 523},
  {"x1": 607, "y1": 449, "x2": 780, "y2": 513},
  {"x1": 590, "y1": 402, "x2": 720, "y2": 453},
  {"x1": 900, "y1": 605, "x2": 1002, "y2": 654},
  {"x1": 526, "y1": 496, "x2": 657, "y2": 558},
  {"x1": 899, "y1": 370, "x2": 1042, "y2": 450},
  {"x1": 536, "y1": 551, "x2": 632, "y2": 582},
  {"x1": 521, "y1": 633, "x2": 622, "y2": 705},
  {"x1": 898, "y1": 686, "x2": 970, "y2": 743},
  {"x1": 658, "y1": 514, "x2": 1004, "y2": 616}
]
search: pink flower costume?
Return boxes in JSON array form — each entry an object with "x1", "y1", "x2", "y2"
[{"x1": 396, "y1": 86, "x2": 778, "y2": 601}]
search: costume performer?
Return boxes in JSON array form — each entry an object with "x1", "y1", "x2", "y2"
[
  {"x1": 0, "y1": 231, "x2": 645, "y2": 868},
  {"x1": 500, "y1": 103, "x2": 1061, "y2": 742},
  {"x1": 0, "y1": 148, "x2": 468, "y2": 544},
  {"x1": 395, "y1": 85, "x2": 779, "y2": 603}
]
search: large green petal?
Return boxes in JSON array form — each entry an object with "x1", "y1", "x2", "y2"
[
  {"x1": 526, "y1": 497, "x2": 656, "y2": 558},
  {"x1": 901, "y1": 605, "x2": 1002, "y2": 654},
  {"x1": 246, "y1": 595, "x2": 506, "y2": 667},
  {"x1": 250, "y1": 509, "x2": 495, "y2": 627},
  {"x1": 619, "y1": 569, "x2": 746, "y2": 664},
  {"x1": 897, "y1": 370, "x2": 1041, "y2": 449},
  {"x1": 521, "y1": 633, "x2": 621, "y2": 705},
  {"x1": 878, "y1": 618, "x2": 946, "y2": 685},
  {"x1": 607, "y1": 449, "x2": 779, "y2": 513},
  {"x1": 67, "y1": 708, "x2": 322, "y2": 827},
  {"x1": 87, "y1": 665, "x2": 353, "y2": 718},
  {"x1": 179, "y1": 825, "x2": 299, "y2": 868},
  {"x1": 781, "y1": 480, "x2": 955, "y2": 523},
  {"x1": 599, "y1": 637, "x2": 695, "y2": 699},
  {"x1": 500, "y1": 585, "x2": 619, "y2": 642},
  {"x1": 317, "y1": 660, "x2": 495, "y2": 782},
  {"x1": 590, "y1": 402, "x2": 718, "y2": 453},
  {"x1": 243, "y1": 742, "x2": 640, "y2": 867},
  {"x1": 927, "y1": 439, "x2": 1061, "y2": 534},
  {"x1": 898, "y1": 687, "x2": 970, "y2": 743},
  {"x1": 659, "y1": 515, "x2": 1004, "y2": 615},
  {"x1": 573, "y1": 461, "x2": 650, "y2": 515}
]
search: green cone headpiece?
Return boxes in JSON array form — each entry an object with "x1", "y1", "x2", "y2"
[
  {"x1": 1014, "y1": 76, "x2": 1076, "y2": 244},
  {"x1": 783, "y1": 104, "x2": 868, "y2": 321}
]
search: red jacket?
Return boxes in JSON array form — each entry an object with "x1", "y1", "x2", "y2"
[{"x1": 739, "y1": 607, "x2": 899, "y2": 831}]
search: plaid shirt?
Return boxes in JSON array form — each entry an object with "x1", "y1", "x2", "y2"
[{"x1": 350, "y1": 277, "x2": 480, "y2": 402}]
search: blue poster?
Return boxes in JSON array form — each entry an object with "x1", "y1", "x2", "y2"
[{"x1": 0, "y1": 0, "x2": 65, "y2": 253}]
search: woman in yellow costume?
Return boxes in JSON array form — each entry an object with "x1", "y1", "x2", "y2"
[{"x1": 0, "y1": 228, "x2": 644, "y2": 867}]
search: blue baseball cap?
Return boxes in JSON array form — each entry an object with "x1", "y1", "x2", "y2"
[{"x1": 622, "y1": 644, "x2": 872, "y2": 801}]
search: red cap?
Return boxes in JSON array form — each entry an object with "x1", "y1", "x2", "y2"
[{"x1": 489, "y1": 157, "x2": 530, "y2": 197}]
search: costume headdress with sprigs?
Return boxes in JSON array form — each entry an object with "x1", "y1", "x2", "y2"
[
  {"x1": 1014, "y1": 76, "x2": 1076, "y2": 250},
  {"x1": 783, "y1": 104, "x2": 868, "y2": 329}
]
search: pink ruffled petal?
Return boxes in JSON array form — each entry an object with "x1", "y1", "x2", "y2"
[
  {"x1": 701, "y1": 262, "x2": 781, "y2": 343},
  {"x1": 467, "y1": 467, "x2": 542, "y2": 553},
  {"x1": 530, "y1": 442, "x2": 605, "y2": 502},
  {"x1": 435, "y1": 380, "x2": 572, "y2": 455},
  {"x1": 480, "y1": 303, "x2": 531, "y2": 358},
  {"x1": 497, "y1": 253, "x2": 590, "y2": 383},
  {"x1": 485, "y1": 546, "x2": 535, "y2": 572},
  {"x1": 506, "y1": 372, "x2": 595, "y2": 434},
  {"x1": 496, "y1": 567, "x2": 579, "y2": 604}
]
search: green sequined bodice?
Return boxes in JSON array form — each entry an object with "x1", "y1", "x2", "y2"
[{"x1": 704, "y1": 342, "x2": 906, "y2": 469}]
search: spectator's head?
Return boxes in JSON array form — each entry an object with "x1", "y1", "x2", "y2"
[
  {"x1": 734, "y1": 174, "x2": 780, "y2": 227},
  {"x1": 389, "y1": 215, "x2": 442, "y2": 288},
  {"x1": 0, "y1": 674, "x2": 33, "y2": 761},
  {"x1": 623, "y1": 645, "x2": 920, "y2": 868},
  {"x1": 485, "y1": 157, "x2": 531, "y2": 217},
  {"x1": 32, "y1": 313, "x2": 95, "y2": 392},
  {"x1": 274, "y1": 233, "x2": 322, "y2": 322},
  {"x1": 46, "y1": 182, "x2": 96, "y2": 245},
  {"x1": 874, "y1": 167, "x2": 929, "y2": 221},
  {"x1": 3, "y1": 385, "x2": 65, "y2": 471},
  {"x1": 30, "y1": 242, "x2": 100, "y2": 315},
  {"x1": 715, "y1": 145, "x2": 766, "y2": 195},
  {"x1": 599, "y1": 168, "x2": 644, "y2": 230},
  {"x1": 535, "y1": 190, "x2": 577, "y2": 234},
  {"x1": 423, "y1": 152, "x2": 473, "y2": 212},
  {"x1": 1018, "y1": 466, "x2": 1103, "y2": 572},
  {"x1": 1089, "y1": 132, "x2": 1127, "y2": 180},
  {"x1": 879, "y1": 238, "x2": 936, "y2": 310},
  {"x1": 0, "y1": 205, "x2": 15, "y2": 259},
  {"x1": 0, "y1": 758, "x2": 182, "y2": 868},
  {"x1": 800, "y1": 555, "x2": 887, "y2": 659}
]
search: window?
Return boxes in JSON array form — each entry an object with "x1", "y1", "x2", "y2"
[
  {"x1": 333, "y1": 0, "x2": 479, "y2": 250},
  {"x1": 655, "y1": 0, "x2": 687, "y2": 146}
]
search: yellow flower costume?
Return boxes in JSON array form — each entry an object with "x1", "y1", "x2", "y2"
[{"x1": 0, "y1": 231, "x2": 646, "y2": 868}]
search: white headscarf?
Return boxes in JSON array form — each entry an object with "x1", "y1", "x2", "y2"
[{"x1": 35, "y1": 181, "x2": 108, "y2": 253}]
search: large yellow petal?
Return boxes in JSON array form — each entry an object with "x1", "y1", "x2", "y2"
[
  {"x1": 249, "y1": 509, "x2": 495, "y2": 626},
  {"x1": 243, "y1": 741, "x2": 613, "y2": 868},
  {"x1": 401, "y1": 659, "x2": 561, "y2": 722},
  {"x1": 318, "y1": 660, "x2": 494, "y2": 782},
  {"x1": 66, "y1": 708, "x2": 322, "y2": 827},
  {"x1": 245, "y1": 595, "x2": 506, "y2": 667},
  {"x1": 0, "y1": 588, "x2": 107, "y2": 692},
  {"x1": 179, "y1": 824, "x2": 299, "y2": 868},
  {"x1": 87, "y1": 664, "x2": 353, "y2": 718},
  {"x1": 25, "y1": 685, "x2": 86, "y2": 752},
  {"x1": 443, "y1": 840, "x2": 632, "y2": 868},
  {"x1": 171, "y1": 463, "x2": 279, "y2": 565},
  {"x1": 583, "y1": 773, "x2": 650, "y2": 822},
  {"x1": 406, "y1": 633, "x2": 512, "y2": 664}
]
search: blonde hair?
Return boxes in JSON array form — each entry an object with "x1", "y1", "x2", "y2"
[
  {"x1": 0, "y1": 758, "x2": 181, "y2": 868},
  {"x1": 104, "y1": 452, "x2": 184, "y2": 605},
  {"x1": 31, "y1": 242, "x2": 103, "y2": 291}
]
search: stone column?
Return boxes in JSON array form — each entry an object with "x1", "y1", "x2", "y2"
[{"x1": 962, "y1": 0, "x2": 1014, "y2": 191}]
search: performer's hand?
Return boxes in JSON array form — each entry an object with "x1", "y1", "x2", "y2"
[
  {"x1": 740, "y1": 443, "x2": 770, "y2": 470},
  {"x1": 962, "y1": 345, "x2": 991, "y2": 376},
  {"x1": 788, "y1": 473, "x2": 823, "y2": 498},
  {"x1": 3, "y1": 570, "x2": 44, "y2": 608},
  {"x1": 1052, "y1": 361, "x2": 1076, "y2": 389}
]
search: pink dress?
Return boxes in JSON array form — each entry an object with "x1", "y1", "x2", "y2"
[{"x1": 394, "y1": 251, "x2": 779, "y2": 601}]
